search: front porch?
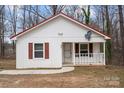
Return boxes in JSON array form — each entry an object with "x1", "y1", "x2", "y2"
[{"x1": 62, "y1": 42, "x2": 105, "y2": 66}]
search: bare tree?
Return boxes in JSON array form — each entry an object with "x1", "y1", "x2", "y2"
[
  {"x1": 20, "y1": 6, "x2": 47, "y2": 20},
  {"x1": 81, "y1": 5, "x2": 90, "y2": 24},
  {"x1": 8, "y1": 6, "x2": 18, "y2": 54},
  {"x1": 118, "y1": 5, "x2": 124, "y2": 65},
  {"x1": 35, "y1": 6, "x2": 39, "y2": 24},
  {"x1": 104, "y1": 5, "x2": 112, "y2": 64},
  {"x1": 47, "y1": 5, "x2": 65, "y2": 15},
  {"x1": 92, "y1": 5, "x2": 120, "y2": 65},
  {"x1": 0, "y1": 5, "x2": 5, "y2": 57}
]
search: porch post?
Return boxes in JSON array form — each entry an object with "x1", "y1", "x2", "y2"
[
  {"x1": 72, "y1": 42, "x2": 75, "y2": 65},
  {"x1": 88, "y1": 43, "x2": 89, "y2": 63},
  {"x1": 103, "y1": 42, "x2": 106, "y2": 65}
]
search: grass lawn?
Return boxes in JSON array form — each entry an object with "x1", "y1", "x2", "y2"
[{"x1": 0, "y1": 59, "x2": 124, "y2": 88}]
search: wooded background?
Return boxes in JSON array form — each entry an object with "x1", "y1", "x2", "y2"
[{"x1": 0, "y1": 5, "x2": 124, "y2": 66}]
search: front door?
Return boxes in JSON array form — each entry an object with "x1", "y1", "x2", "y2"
[{"x1": 63, "y1": 43, "x2": 72, "y2": 64}]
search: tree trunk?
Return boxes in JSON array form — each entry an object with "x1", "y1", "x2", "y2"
[
  {"x1": 104, "y1": 5, "x2": 111, "y2": 65},
  {"x1": 52, "y1": 5, "x2": 57, "y2": 15},
  {"x1": 82, "y1": 5, "x2": 90, "y2": 24},
  {"x1": 118, "y1": 5, "x2": 124, "y2": 65},
  {"x1": 23, "y1": 6, "x2": 26, "y2": 30},
  {"x1": 1, "y1": 9, "x2": 4, "y2": 57},
  {"x1": 12, "y1": 5, "x2": 17, "y2": 55},
  {"x1": 101, "y1": 6, "x2": 105, "y2": 32},
  {"x1": 36, "y1": 6, "x2": 39, "y2": 24},
  {"x1": 0, "y1": 5, "x2": 5, "y2": 58}
]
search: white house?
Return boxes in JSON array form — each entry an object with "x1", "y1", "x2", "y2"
[{"x1": 11, "y1": 13, "x2": 111, "y2": 69}]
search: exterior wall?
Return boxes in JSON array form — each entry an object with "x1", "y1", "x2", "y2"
[
  {"x1": 16, "y1": 16, "x2": 106, "y2": 68},
  {"x1": 16, "y1": 39, "x2": 62, "y2": 68},
  {"x1": 93, "y1": 43, "x2": 100, "y2": 53}
]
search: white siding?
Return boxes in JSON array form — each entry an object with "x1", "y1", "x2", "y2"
[
  {"x1": 16, "y1": 39, "x2": 62, "y2": 68},
  {"x1": 16, "y1": 16, "x2": 106, "y2": 68},
  {"x1": 93, "y1": 43, "x2": 100, "y2": 53}
]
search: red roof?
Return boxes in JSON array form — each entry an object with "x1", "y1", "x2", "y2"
[{"x1": 10, "y1": 12, "x2": 111, "y2": 39}]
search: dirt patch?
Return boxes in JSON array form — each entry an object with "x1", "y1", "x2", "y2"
[
  {"x1": 0, "y1": 59, "x2": 16, "y2": 69},
  {"x1": 0, "y1": 74, "x2": 121, "y2": 88},
  {"x1": 108, "y1": 81, "x2": 120, "y2": 86},
  {"x1": 0, "y1": 59, "x2": 124, "y2": 87},
  {"x1": 0, "y1": 75, "x2": 100, "y2": 88}
]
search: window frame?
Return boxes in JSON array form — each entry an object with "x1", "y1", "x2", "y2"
[{"x1": 33, "y1": 43, "x2": 44, "y2": 59}]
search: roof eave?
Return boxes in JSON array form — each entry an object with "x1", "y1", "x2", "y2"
[
  {"x1": 105, "y1": 36, "x2": 111, "y2": 40},
  {"x1": 11, "y1": 37, "x2": 16, "y2": 40}
]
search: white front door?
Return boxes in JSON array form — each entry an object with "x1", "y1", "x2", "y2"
[{"x1": 63, "y1": 43, "x2": 72, "y2": 64}]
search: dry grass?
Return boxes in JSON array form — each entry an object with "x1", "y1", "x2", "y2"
[
  {"x1": 0, "y1": 59, "x2": 16, "y2": 69},
  {"x1": 0, "y1": 59, "x2": 124, "y2": 87}
]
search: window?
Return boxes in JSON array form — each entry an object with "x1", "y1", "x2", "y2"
[
  {"x1": 75, "y1": 43, "x2": 93, "y2": 57},
  {"x1": 34, "y1": 43, "x2": 43, "y2": 58},
  {"x1": 75, "y1": 43, "x2": 88, "y2": 57},
  {"x1": 80, "y1": 44, "x2": 88, "y2": 54}
]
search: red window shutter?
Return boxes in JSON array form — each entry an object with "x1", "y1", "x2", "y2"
[
  {"x1": 28, "y1": 43, "x2": 33, "y2": 59},
  {"x1": 45, "y1": 42, "x2": 49, "y2": 59}
]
